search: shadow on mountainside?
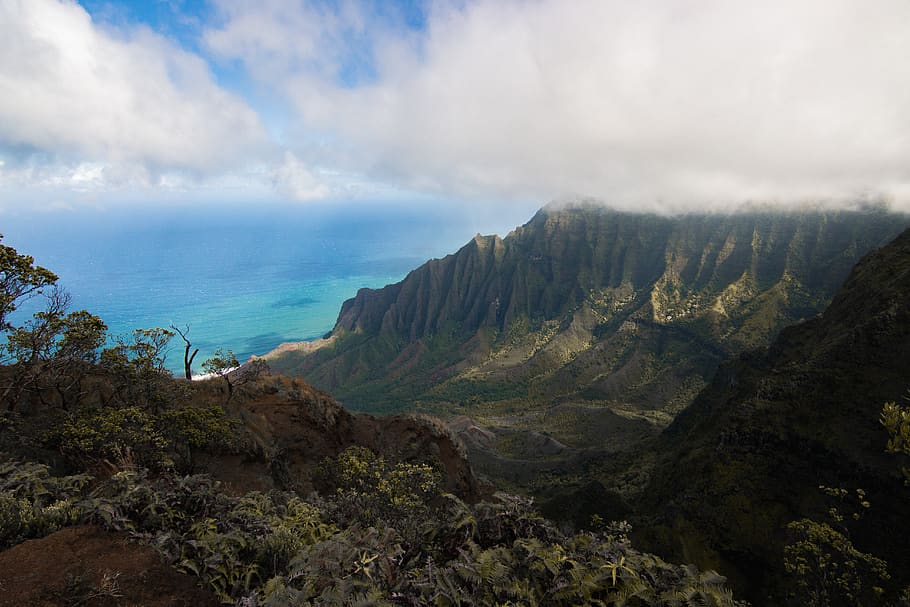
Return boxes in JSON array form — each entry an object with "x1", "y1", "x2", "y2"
[{"x1": 636, "y1": 227, "x2": 910, "y2": 605}]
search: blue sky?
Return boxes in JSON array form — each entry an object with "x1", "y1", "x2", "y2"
[{"x1": 2, "y1": 0, "x2": 910, "y2": 215}]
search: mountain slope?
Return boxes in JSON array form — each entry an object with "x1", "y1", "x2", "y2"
[
  {"x1": 637, "y1": 226, "x2": 910, "y2": 604},
  {"x1": 268, "y1": 203, "x2": 907, "y2": 436},
  {"x1": 218, "y1": 378, "x2": 482, "y2": 500}
]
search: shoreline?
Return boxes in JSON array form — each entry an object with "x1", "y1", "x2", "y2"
[{"x1": 253, "y1": 335, "x2": 336, "y2": 361}]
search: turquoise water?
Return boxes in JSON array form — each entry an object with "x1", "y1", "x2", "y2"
[{"x1": 2, "y1": 201, "x2": 535, "y2": 374}]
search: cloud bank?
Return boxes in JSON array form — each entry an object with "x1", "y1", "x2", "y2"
[
  {"x1": 0, "y1": 0, "x2": 268, "y2": 195},
  {"x1": 209, "y1": 0, "x2": 910, "y2": 212},
  {"x1": 3, "y1": 0, "x2": 910, "y2": 213}
]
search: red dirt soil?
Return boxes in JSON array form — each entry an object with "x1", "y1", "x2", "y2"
[{"x1": 0, "y1": 526, "x2": 220, "y2": 607}]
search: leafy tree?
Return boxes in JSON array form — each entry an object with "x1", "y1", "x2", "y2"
[
  {"x1": 319, "y1": 446, "x2": 441, "y2": 527},
  {"x1": 158, "y1": 405, "x2": 241, "y2": 472},
  {"x1": 0, "y1": 234, "x2": 57, "y2": 331},
  {"x1": 4, "y1": 287, "x2": 71, "y2": 365},
  {"x1": 202, "y1": 348, "x2": 269, "y2": 403},
  {"x1": 101, "y1": 327, "x2": 176, "y2": 411},
  {"x1": 784, "y1": 485, "x2": 890, "y2": 607},
  {"x1": 2, "y1": 288, "x2": 107, "y2": 411},
  {"x1": 2, "y1": 287, "x2": 70, "y2": 409},
  {"x1": 785, "y1": 517, "x2": 889, "y2": 607},
  {"x1": 780, "y1": 399, "x2": 910, "y2": 607},
  {"x1": 882, "y1": 398, "x2": 910, "y2": 603},
  {"x1": 202, "y1": 347, "x2": 240, "y2": 399}
]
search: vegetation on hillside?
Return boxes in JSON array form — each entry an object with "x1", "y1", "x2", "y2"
[
  {"x1": 6, "y1": 223, "x2": 908, "y2": 606},
  {"x1": 272, "y1": 205, "x2": 908, "y2": 424},
  {"x1": 637, "y1": 226, "x2": 910, "y2": 606},
  {"x1": 777, "y1": 401, "x2": 910, "y2": 607},
  {"x1": 0, "y1": 233, "x2": 743, "y2": 604}
]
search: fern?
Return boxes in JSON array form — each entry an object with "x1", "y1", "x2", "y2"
[{"x1": 0, "y1": 451, "x2": 743, "y2": 606}]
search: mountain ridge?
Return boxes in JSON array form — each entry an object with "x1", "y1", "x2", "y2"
[{"x1": 268, "y1": 203, "x2": 909, "y2": 436}]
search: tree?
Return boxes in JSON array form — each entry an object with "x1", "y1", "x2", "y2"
[
  {"x1": 782, "y1": 400, "x2": 910, "y2": 607},
  {"x1": 4, "y1": 287, "x2": 71, "y2": 366},
  {"x1": 170, "y1": 324, "x2": 199, "y2": 380},
  {"x1": 101, "y1": 328, "x2": 175, "y2": 411},
  {"x1": 319, "y1": 446, "x2": 441, "y2": 526},
  {"x1": 784, "y1": 487, "x2": 888, "y2": 607},
  {"x1": 202, "y1": 348, "x2": 240, "y2": 401},
  {"x1": 0, "y1": 234, "x2": 57, "y2": 331},
  {"x1": 882, "y1": 397, "x2": 910, "y2": 603},
  {"x1": 2, "y1": 287, "x2": 107, "y2": 411},
  {"x1": 202, "y1": 348, "x2": 269, "y2": 404},
  {"x1": 45, "y1": 308, "x2": 107, "y2": 408},
  {"x1": 202, "y1": 347, "x2": 238, "y2": 386}
]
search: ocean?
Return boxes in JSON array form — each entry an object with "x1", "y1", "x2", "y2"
[{"x1": 2, "y1": 200, "x2": 536, "y2": 375}]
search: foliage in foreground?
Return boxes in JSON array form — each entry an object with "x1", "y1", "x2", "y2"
[
  {"x1": 783, "y1": 487, "x2": 889, "y2": 607},
  {"x1": 0, "y1": 450, "x2": 743, "y2": 607},
  {"x1": 882, "y1": 399, "x2": 910, "y2": 486},
  {"x1": 779, "y1": 399, "x2": 910, "y2": 607}
]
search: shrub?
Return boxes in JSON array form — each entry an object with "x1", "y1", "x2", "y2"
[
  {"x1": 45, "y1": 403, "x2": 242, "y2": 473},
  {"x1": 882, "y1": 399, "x2": 910, "y2": 485},
  {"x1": 0, "y1": 461, "x2": 91, "y2": 549},
  {"x1": 785, "y1": 518, "x2": 889, "y2": 607},
  {"x1": 49, "y1": 405, "x2": 169, "y2": 470},
  {"x1": 318, "y1": 446, "x2": 441, "y2": 526}
]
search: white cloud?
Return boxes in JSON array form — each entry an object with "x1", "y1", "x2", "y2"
[
  {"x1": 273, "y1": 151, "x2": 330, "y2": 201},
  {"x1": 5, "y1": 0, "x2": 910, "y2": 213},
  {"x1": 206, "y1": 0, "x2": 910, "y2": 212},
  {"x1": 0, "y1": 0, "x2": 268, "y2": 176}
]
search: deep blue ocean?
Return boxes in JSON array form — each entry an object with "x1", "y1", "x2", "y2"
[{"x1": 2, "y1": 201, "x2": 536, "y2": 374}]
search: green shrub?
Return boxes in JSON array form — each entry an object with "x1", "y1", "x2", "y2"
[
  {"x1": 319, "y1": 446, "x2": 441, "y2": 526},
  {"x1": 882, "y1": 399, "x2": 910, "y2": 485},
  {"x1": 0, "y1": 461, "x2": 91, "y2": 548},
  {"x1": 158, "y1": 404, "x2": 241, "y2": 471},
  {"x1": 785, "y1": 518, "x2": 889, "y2": 607},
  {"x1": 49, "y1": 405, "x2": 169, "y2": 470},
  {"x1": 1, "y1": 450, "x2": 742, "y2": 607},
  {"x1": 45, "y1": 404, "x2": 241, "y2": 473}
]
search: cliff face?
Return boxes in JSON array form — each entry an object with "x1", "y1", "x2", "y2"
[
  {"x1": 638, "y1": 227, "x2": 910, "y2": 604},
  {"x1": 269, "y1": 203, "x2": 908, "y2": 430}
]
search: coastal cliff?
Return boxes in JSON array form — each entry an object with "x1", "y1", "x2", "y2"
[{"x1": 268, "y1": 202, "x2": 908, "y2": 432}]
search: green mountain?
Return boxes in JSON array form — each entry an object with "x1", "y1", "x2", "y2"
[
  {"x1": 637, "y1": 226, "x2": 910, "y2": 604},
  {"x1": 268, "y1": 203, "x2": 907, "y2": 437}
]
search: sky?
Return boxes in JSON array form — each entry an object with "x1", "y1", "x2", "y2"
[{"x1": 2, "y1": 0, "x2": 910, "y2": 215}]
